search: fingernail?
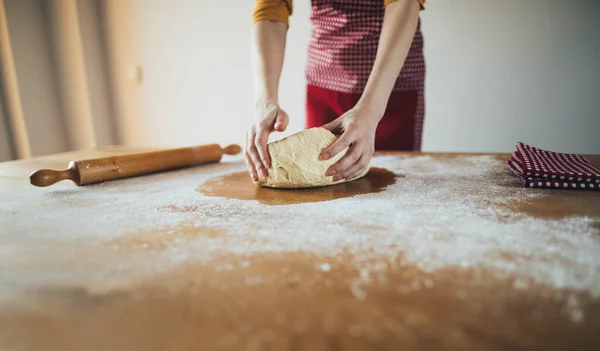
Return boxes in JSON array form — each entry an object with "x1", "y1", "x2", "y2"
[
  {"x1": 251, "y1": 173, "x2": 258, "y2": 181},
  {"x1": 333, "y1": 175, "x2": 342, "y2": 181},
  {"x1": 259, "y1": 168, "x2": 267, "y2": 177},
  {"x1": 263, "y1": 160, "x2": 270, "y2": 168},
  {"x1": 320, "y1": 153, "x2": 329, "y2": 160},
  {"x1": 327, "y1": 169, "x2": 336, "y2": 176}
]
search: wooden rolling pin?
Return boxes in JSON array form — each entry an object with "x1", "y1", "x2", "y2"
[{"x1": 29, "y1": 143, "x2": 242, "y2": 187}]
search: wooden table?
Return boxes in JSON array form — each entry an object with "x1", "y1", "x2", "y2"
[{"x1": 1, "y1": 148, "x2": 599, "y2": 351}]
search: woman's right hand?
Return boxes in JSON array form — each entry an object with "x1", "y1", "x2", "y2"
[{"x1": 245, "y1": 99, "x2": 289, "y2": 182}]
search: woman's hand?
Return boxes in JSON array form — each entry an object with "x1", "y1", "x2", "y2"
[
  {"x1": 320, "y1": 105, "x2": 381, "y2": 181},
  {"x1": 245, "y1": 99, "x2": 289, "y2": 182},
  {"x1": 316, "y1": 0, "x2": 420, "y2": 182}
]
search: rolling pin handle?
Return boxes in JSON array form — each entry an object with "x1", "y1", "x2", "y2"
[
  {"x1": 223, "y1": 144, "x2": 242, "y2": 155},
  {"x1": 29, "y1": 165, "x2": 80, "y2": 187}
]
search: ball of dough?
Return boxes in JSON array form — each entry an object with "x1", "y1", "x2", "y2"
[{"x1": 257, "y1": 127, "x2": 370, "y2": 188}]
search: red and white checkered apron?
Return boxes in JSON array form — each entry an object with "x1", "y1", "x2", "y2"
[
  {"x1": 305, "y1": 0, "x2": 425, "y2": 150},
  {"x1": 507, "y1": 142, "x2": 600, "y2": 190}
]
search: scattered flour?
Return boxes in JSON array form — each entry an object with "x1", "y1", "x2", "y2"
[
  {"x1": 317, "y1": 263, "x2": 332, "y2": 272},
  {"x1": 1, "y1": 155, "x2": 599, "y2": 323}
]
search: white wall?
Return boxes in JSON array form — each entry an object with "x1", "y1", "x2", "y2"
[
  {"x1": 127, "y1": 0, "x2": 600, "y2": 154},
  {"x1": 423, "y1": 0, "x2": 600, "y2": 153},
  {"x1": 128, "y1": 0, "x2": 310, "y2": 149},
  {"x1": 0, "y1": 91, "x2": 13, "y2": 161},
  {"x1": 3, "y1": 0, "x2": 68, "y2": 156},
  {"x1": 77, "y1": 0, "x2": 118, "y2": 147},
  {"x1": 1, "y1": 0, "x2": 119, "y2": 159}
]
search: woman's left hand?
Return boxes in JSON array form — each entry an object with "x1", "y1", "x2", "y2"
[{"x1": 319, "y1": 106, "x2": 381, "y2": 181}]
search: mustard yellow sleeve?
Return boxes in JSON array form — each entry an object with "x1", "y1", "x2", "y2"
[
  {"x1": 385, "y1": 0, "x2": 426, "y2": 10},
  {"x1": 253, "y1": 0, "x2": 294, "y2": 26}
]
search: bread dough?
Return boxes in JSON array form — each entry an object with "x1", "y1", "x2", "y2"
[{"x1": 257, "y1": 127, "x2": 370, "y2": 188}]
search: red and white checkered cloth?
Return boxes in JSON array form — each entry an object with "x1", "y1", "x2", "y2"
[{"x1": 506, "y1": 142, "x2": 600, "y2": 190}]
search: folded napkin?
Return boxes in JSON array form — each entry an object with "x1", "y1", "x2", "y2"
[{"x1": 506, "y1": 142, "x2": 600, "y2": 190}]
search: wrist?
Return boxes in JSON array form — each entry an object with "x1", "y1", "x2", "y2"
[
  {"x1": 254, "y1": 94, "x2": 278, "y2": 110},
  {"x1": 354, "y1": 97, "x2": 386, "y2": 122},
  {"x1": 358, "y1": 71, "x2": 397, "y2": 120},
  {"x1": 253, "y1": 79, "x2": 279, "y2": 107}
]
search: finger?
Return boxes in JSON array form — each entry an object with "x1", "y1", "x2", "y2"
[
  {"x1": 244, "y1": 134, "x2": 258, "y2": 181},
  {"x1": 343, "y1": 155, "x2": 369, "y2": 180},
  {"x1": 245, "y1": 153, "x2": 258, "y2": 182},
  {"x1": 254, "y1": 126, "x2": 271, "y2": 171},
  {"x1": 321, "y1": 131, "x2": 354, "y2": 161},
  {"x1": 253, "y1": 107, "x2": 280, "y2": 170},
  {"x1": 274, "y1": 110, "x2": 289, "y2": 132},
  {"x1": 321, "y1": 119, "x2": 341, "y2": 134},
  {"x1": 326, "y1": 143, "x2": 361, "y2": 177},
  {"x1": 246, "y1": 130, "x2": 265, "y2": 177},
  {"x1": 249, "y1": 144, "x2": 267, "y2": 178}
]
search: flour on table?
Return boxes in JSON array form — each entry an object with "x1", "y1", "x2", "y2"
[{"x1": 1, "y1": 154, "x2": 599, "y2": 323}]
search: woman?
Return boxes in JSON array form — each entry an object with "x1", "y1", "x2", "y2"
[{"x1": 246, "y1": 0, "x2": 426, "y2": 182}]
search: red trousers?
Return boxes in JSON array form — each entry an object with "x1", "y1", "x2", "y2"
[{"x1": 305, "y1": 84, "x2": 424, "y2": 151}]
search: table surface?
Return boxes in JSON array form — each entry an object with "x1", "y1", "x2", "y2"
[{"x1": 1, "y1": 148, "x2": 599, "y2": 351}]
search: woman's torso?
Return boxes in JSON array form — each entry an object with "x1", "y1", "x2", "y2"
[{"x1": 306, "y1": 0, "x2": 425, "y2": 94}]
